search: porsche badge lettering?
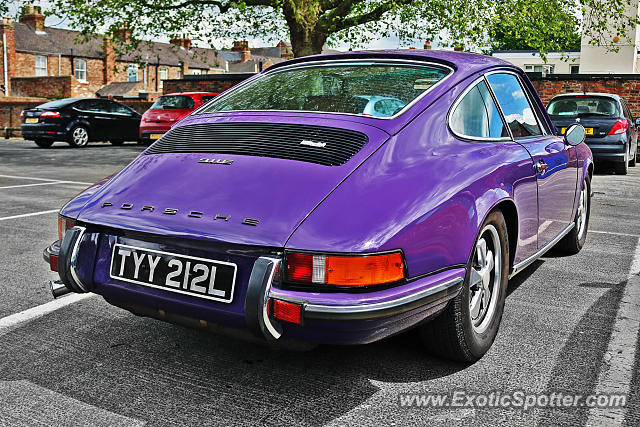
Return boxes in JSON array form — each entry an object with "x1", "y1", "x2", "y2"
[
  {"x1": 198, "y1": 158, "x2": 234, "y2": 165},
  {"x1": 101, "y1": 202, "x2": 258, "y2": 226}
]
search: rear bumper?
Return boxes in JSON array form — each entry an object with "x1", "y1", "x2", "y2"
[
  {"x1": 44, "y1": 230, "x2": 464, "y2": 345},
  {"x1": 21, "y1": 124, "x2": 67, "y2": 140},
  {"x1": 587, "y1": 143, "x2": 626, "y2": 162}
]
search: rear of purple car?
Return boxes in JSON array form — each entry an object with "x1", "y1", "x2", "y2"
[{"x1": 44, "y1": 51, "x2": 593, "y2": 362}]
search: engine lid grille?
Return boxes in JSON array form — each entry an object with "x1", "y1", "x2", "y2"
[{"x1": 144, "y1": 122, "x2": 369, "y2": 166}]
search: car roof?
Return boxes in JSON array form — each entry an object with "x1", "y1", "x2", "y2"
[
  {"x1": 164, "y1": 92, "x2": 218, "y2": 97},
  {"x1": 265, "y1": 49, "x2": 515, "y2": 75},
  {"x1": 551, "y1": 92, "x2": 622, "y2": 101}
]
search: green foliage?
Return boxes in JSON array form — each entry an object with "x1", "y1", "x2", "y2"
[{"x1": 3, "y1": 0, "x2": 639, "y2": 58}]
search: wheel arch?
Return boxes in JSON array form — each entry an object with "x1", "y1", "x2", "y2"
[{"x1": 472, "y1": 198, "x2": 519, "y2": 273}]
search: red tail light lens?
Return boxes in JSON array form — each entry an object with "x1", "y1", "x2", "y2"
[
  {"x1": 58, "y1": 215, "x2": 76, "y2": 240},
  {"x1": 40, "y1": 111, "x2": 61, "y2": 119},
  {"x1": 286, "y1": 251, "x2": 406, "y2": 287},
  {"x1": 609, "y1": 119, "x2": 629, "y2": 135},
  {"x1": 271, "y1": 299, "x2": 302, "y2": 325},
  {"x1": 20, "y1": 110, "x2": 25, "y2": 119}
]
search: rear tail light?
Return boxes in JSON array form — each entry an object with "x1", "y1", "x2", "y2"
[
  {"x1": 286, "y1": 251, "x2": 405, "y2": 287},
  {"x1": 49, "y1": 254, "x2": 59, "y2": 272},
  {"x1": 609, "y1": 119, "x2": 629, "y2": 135},
  {"x1": 269, "y1": 299, "x2": 302, "y2": 325},
  {"x1": 58, "y1": 215, "x2": 76, "y2": 240},
  {"x1": 40, "y1": 111, "x2": 61, "y2": 119},
  {"x1": 20, "y1": 110, "x2": 25, "y2": 119}
]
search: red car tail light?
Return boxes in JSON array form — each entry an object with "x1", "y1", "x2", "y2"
[
  {"x1": 20, "y1": 110, "x2": 25, "y2": 119},
  {"x1": 58, "y1": 215, "x2": 76, "y2": 240},
  {"x1": 40, "y1": 111, "x2": 61, "y2": 119},
  {"x1": 286, "y1": 251, "x2": 406, "y2": 287},
  {"x1": 609, "y1": 119, "x2": 629, "y2": 135},
  {"x1": 50, "y1": 254, "x2": 59, "y2": 272},
  {"x1": 271, "y1": 299, "x2": 302, "y2": 325}
]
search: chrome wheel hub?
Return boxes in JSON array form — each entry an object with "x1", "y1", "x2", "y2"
[
  {"x1": 469, "y1": 224, "x2": 501, "y2": 333},
  {"x1": 576, "y1": 184, "x2": 588, "y2": 240},
  {"x1": 73, "y1": 128, "x2": 88, "y2": 146}
]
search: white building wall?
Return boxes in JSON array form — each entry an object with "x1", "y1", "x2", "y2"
[{"x1": 491, "y1": 52, "x2": 580, "y2": 74}]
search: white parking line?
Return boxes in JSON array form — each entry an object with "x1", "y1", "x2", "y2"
[
  {"x1": 0, "y1": 174, "x2": 92, "y2": 186},
  {"x1": 0, "y1": 209, "x2": 58, "y2": 221},
  {"x1": 0, "y1": 181, "x2": 65, "y2": 190},
  {"x1": 587, "y1": 237, "x2": 640, "y2": 426},
  {"x1": 0, "y1": 293, "x2": 94, "y2": 338}
]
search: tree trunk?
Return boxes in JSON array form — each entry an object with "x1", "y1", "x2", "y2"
[
  {"x1": 289, "y1": 29, "x2": 327, "y2": 57},
  {"x1": 282, "y1": 1, "x2": 326, "y2": 58}
]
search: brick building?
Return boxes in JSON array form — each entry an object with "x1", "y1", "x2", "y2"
[{"x1": 0, "y1": 6, "x2": 287, "y2": 99}]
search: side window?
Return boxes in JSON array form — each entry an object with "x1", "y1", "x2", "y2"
[
  {"x1": 621, "y1": 100, "x2": 632, "y2": 121},
  {"x1": 450, "y1": 79, "x2": 508, "y2": 139},
  {"x1": 486, "y1": 73, "x2": 542, "y2": 138},
  {"x1": 76, "y1": 100, "x2": 101, "y2": 112},
  {"x1": 108, "y1": 101, "x2": 133, "y2": 115}
]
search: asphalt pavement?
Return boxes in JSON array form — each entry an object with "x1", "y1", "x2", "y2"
[{"x1": 0, "y1": 138, "x2": 639, "y2": 426}]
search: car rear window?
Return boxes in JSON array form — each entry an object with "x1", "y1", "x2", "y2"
[
  {"x1": 548, "y1": 96, "x2": 619, "y2": 117},
  {"x1": 37, "y1": 98, "x2": 80, "y2": 109},
  {"x1": 151, "y1": 95, "x2": 195, "y2": 110},
  {"x1": 197, "y1": 62, "x2": 451, "y2": 118}
]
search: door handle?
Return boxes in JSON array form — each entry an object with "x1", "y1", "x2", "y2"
[{"x1": 535, "y1": 160, "x2": 548, "y2": 175}]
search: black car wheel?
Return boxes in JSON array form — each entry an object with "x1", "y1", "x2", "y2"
[
  {"x1": 69, "y1": 126, "x2": 89, "y2": 147},
  {"x1": 558, "y1": 175, "x2": 590, "y2": 254},
  {"x1": 630, "y1": 145, "x2": 637, "y2": 167},
  {"x1": 110, "y1": 140, "x2": 125, "y2": 146},
  {"x1": 33, "y1": 139, "x2": 53, "y2": 148},
  {"x1": 419, "y1": 210, "x2": 509, "y2": 362},
  {"x1": 615, "y1": 146, "x2": 629, "y2": 175}
]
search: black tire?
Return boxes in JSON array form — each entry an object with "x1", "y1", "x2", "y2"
[
  {"x1": 558, "y1": 175, "x2": 590, "y2": 255},
  {"x1": 68, "y1": 126, "x2": 89, "y2": 147},
  {"x1": 33, "y1": 139, "x2": 53, "y2": 148},
  {"x1": 630, "y1": 145, "x2": 637, "y2": 167},
  {"x1": 419, "y1": 210, "x2": 509, "y2": 362},
  {"x1": 110, "y1": 140, "x2": 125, "y2": 146}
]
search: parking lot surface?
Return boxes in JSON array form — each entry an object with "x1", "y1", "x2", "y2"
[{"x1": 0, "y1": 138, "x2": 639, "y2": 426}]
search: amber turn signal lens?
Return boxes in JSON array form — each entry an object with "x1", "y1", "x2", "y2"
[
  {"x1": 58, "y1": 215, "x2": 76, "y2": 241},
  {"x1": 286, "y1": 251, "x2": 405, "y2": 287}
]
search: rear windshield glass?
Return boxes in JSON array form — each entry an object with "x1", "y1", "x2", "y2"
[
  {"x1": 547, "y1": 96, "x2": 619, "y2": 117},
  {"x1": 37, "y1": 98, "x2": 80, "y2": 109},
  {"x1": 151, "y1": 95, "x2": 195, "y2": 110},
  {"x1": 198, "y1": 62, "x2": 450, "y2": 118}
]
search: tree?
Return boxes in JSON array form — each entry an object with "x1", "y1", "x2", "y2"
[{"x1": 4, "y1": 0, "x2": 639, "y2": 58}]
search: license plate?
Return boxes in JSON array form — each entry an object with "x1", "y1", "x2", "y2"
[
  {"x1": 149, "y1": 133, "x2": 163, "y2": 140},
  {"x1": 110, "y1": 244, "x2": 237, "y2": 303},
  {"x1": 561, "y1": 127, "x2": 593, "y2": 135},
  {"x1": 25, "y1": 118, "x2": 38, "y2": 123}
]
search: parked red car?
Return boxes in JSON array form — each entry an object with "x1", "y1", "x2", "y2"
[{"x1": 139, "y1": 92, "x2": 218, "y2": 143}]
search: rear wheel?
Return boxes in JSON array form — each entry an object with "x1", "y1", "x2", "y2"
[
  {"x1": 68, "y1": 126, "x2": 89, "y2": 147},
  {"x1": 558, "y1": 175, "x2": 590, "y2": 255},
  {"x1": 33, "y1": 139, "x2": 53, "y2": 148},
  {"x1": 419, "y1": 210, "x2": 509, "y2": 362},
  {"x1": 615, "y1": 145, "x2": 629, "y2": 175},
  {"x1": 630, "y1": 145, "x2": 637, "y2": 167}
]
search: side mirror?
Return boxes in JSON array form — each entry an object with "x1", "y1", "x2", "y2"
[
  {"x1": 635, "y1": 118, "x2": 640, "y2": 126},
  {"x1": 564, "y1": 123, "x2": 586, "y2": 146}
]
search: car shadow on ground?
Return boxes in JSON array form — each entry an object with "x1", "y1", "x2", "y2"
[{"x1": 0, "y1": 300, "x2": 468, "y2": 426}]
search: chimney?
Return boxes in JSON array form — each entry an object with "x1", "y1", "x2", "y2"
[
  {"x1": 113, "y1": 23, "x2": 132, "y2": 43},
  {"x1": 170, "y1": 34, "x2": 191, "y2": 50},
  {"x1": 423, "y1": 41, "x2": 431, "y2": 50},
  {"x1": 102, "y1": 37, "x2": 115, "y2": 84},
  {"x1": 232, "y1": 40, "x2": 251, "y2": 62},
  {"x1": 19, "y1": 6, "x2": 45, "y2": 32},
  {"x1": 180, "y1": 60, "x2": 188, "y2": 78},
  {"x1": 0, "y1": 17, "x2": 16, "y2": 96},
  {"x1": 277, "y1": 40, "x2": 289, "y2": 58},
  {"x1": 454, "y1": 45, "x2": 464, "y2": 52}
]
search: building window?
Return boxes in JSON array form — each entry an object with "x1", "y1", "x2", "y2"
[
  {"x1": 524, "y1": 64, "x2": 555, "y2": 74},
  {"x1": 128, "y1": 64, "x2": 138, "y2": 82},
  {"x1": 570, "y1": 65, "x2": 580, "y2": 74},
  {"x1": 35, "y1": 55, "x2": 47, "y2": 76},
  {"x1": 191, "y1": 69, "x2": 202, "y2": 75},
  {"x1": 158, "y1": 67, "x2": 168, "y2": 89},
  {"x1": 177, "y1": 70, "x2": 182, "y2": 79},
  {"x1": 75, "y1": 58, "x2": 87, "y2": 82}
]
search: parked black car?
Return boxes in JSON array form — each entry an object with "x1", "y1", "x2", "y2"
[
  {"x1": 547, "y1": 93, "x2": 639, "y2": 175},
  {"x1": 21, "y1": 98, "x2": 141, "y2": 148}
]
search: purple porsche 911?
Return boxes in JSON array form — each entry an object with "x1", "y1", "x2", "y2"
[{"x1": 44, "y1": 50, "x2": 592, "y2": 362}]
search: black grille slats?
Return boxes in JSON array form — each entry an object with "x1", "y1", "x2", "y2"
[{"x1": 145, "y1": 122, "x2": 369, "y2": 166}]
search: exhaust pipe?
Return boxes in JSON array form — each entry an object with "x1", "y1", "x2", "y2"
[{"x1": 49, "y1": 280, "x2": 72, "y2": 298}]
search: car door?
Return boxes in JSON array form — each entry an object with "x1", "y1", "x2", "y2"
[
  {"x1": 107, "y1": 101, "x2": 141, "y2": 141},
  {"x1": 486, "y1": 72, "x2": 578, "y2": 250},
  {"x1": 621, "y1": 99, "x2": 638, "y2": 156}
]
